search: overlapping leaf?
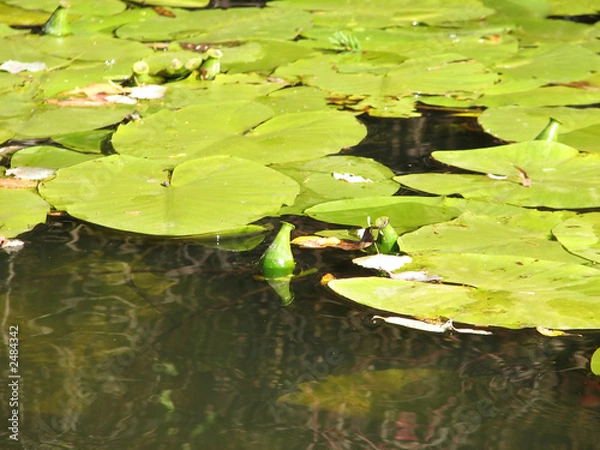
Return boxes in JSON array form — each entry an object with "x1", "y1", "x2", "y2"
[
  {"x1": 400, "y1": 208, "x2": 583, "y2": 263},
  {"x1": 305, "y1": 196, "x2": 461, "y2": 234},
  {"x1": 553, "y1": 213, "x2": 600, "y2": 263},
  {"x1": 396, "y1": 141, "x2": 600, "y2": 208},
  {"x1": 0, "y1": 189, "x2": 50, "y2": 238},
  {"x1": 113, "y1": 101, "x2": 366, "y2": 166},
  {"x1": 272, "y1": 155, "x2": 399, "y2": 214},
  {"x1": 329, "y1": 253, "x2": 600, "y2": 329}
]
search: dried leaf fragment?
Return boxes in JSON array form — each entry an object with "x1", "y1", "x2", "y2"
[
  {"x1": 373, "y1": 315, "x2": 493, "y2": 335},
  {"x1": 0, "y1": 178, "x2": 37, "y2": 188},
  {"x1": 536, "y1": 326, "x2": 581, "y2": 337}
]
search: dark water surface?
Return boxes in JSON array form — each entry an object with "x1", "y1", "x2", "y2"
[{"x1": 1, "y1": 115, "x2": 600, "y2": 450}]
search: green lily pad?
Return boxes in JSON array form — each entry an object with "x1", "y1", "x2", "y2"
[
  {"x1": 162, "y1": 77, "x2": 281, "y2": 111},
  {"x1": 479, "y1": 106, "x2": 600, "y2": 142},
  {"x1": 113, "y1": 101, "x2": 366, "y2": 166},
  {"x1": 276, "y1": 52, "x2": 498, "y2": 98},
  {"x1": 257, "y1": 86, "x2": 330, "y2": 115},
  {"x1": 400, "y1": 209, "x2": 584, "y2": 264},
  {"x1": 559, "y1": 123, "x2": 600, "y2": 154},
  {"x1": 482, "y1": 0, "x2": 550, "y2": 19},
  {"x1": 3, "y1": 0, "x2": 126, "y2": 15},
  {"x1": 592, "y1": 348, "x2": 600, "y2": 376},
  {"x1": 492, "y1": 43, "x2": 600, "y2": 84},
  {"x1": 553, "y1": 213, "x2": 600, "y2": 263},
  {"x1": 16, "y1": 103, "x2": 136, "y2": 139},
  {"x1": 0, "y1": 36, "x2": 66, "y2": 69},
  {"x1": 0, "y1": 90, "x2": 40, "y2": 143},
  {"x1": 30, "y1": 34, "x2": 153, "y2": 63},
  {"x1": 40, "y1": 60, "x2": 136, "y2": 98},
  {"x1": 0, "y1": 189, "x2": 50, "y2": 238},
  {"x1": 548, "y1": 0, "x2": 600, "y2": 15},
  {"x1": 112, "y1": 101, "x2": 275, "y2": 166},
  {"x1": 11, "y1": 145, "x2": 98, "y2": 169},
  {"x1": 0, "y1": 2, "x2": 50, "y2": 26},
  {"x1": 480, "y1": 86, "x2": 600, "y2": 109},
  {"x1": 222, "y1": 39, "x2": 318, "y2": 75},
  {"x1": 38, "y1": 154, "x2": 300, "y2": 236},
  {"x1": 69, "y1": 9, "x2": 154, "y2": 36},
  {"x1": 329, "y1": 252, "x2": 600, "y2": 330},
  {"x1": 52, "y1": 129, "x2": 110, "y2": 153},
  {"x1": 272, "y1": 155, "x2": 399, "y2": 215},
  {"x1": 208, "y1": 110, "x2": 367, "y2": 164},
  {"x1": 396, "y1": 141, "x2": 600, "y2": 209},
  {"x1": 278, "y1": 0, "x2": 494, "y2": 24},
  {"x1": 304, "y1": 196, "x2": 461, "y2": 234},
  {"x1": 117, "y1": 7, "x2": 312, "y2": 42},
  {"x1": 126, "y1": 0, "x2": 208, "y2": 7},
  {"x1": 511, "y1": 17, "x2": 599, "y2": 47}
]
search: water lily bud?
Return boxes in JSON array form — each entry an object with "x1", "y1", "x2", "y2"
[
  {"x1": 185, "y1": 57, "x2": 204, "y2": 71},
  {"x1": 260, "y1": 221, "x2": 296, "y2": 278},
  {"x1": 199, "y1": 48, "x2": 223, "y2": 80},
  {"x1": 42, "y1": 1, "x2": 71, "y2": 37},
  {"x1": 375, "y1": 216, "x2": 399, "y2": 254},
  {"x1": 160, "y1": 58, "x2": 188, "y2": 79},
  {"x1": 534, "y1": 118, "x2": 561, "y2": 142},
  {"x1": 131, "y1": 60, "x2": 163, "y2": 85},
  {"x1": 132, "y1": 60, "x2": 150, "y2": 75}
]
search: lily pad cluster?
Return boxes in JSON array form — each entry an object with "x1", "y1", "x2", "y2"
[{"x1": 1, "y1": 0, "x2": 600, "y2": 332}]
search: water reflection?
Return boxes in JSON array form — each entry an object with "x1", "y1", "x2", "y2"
[{"x1": 1, "y1": 216, "x2": 599, "y2": 449}]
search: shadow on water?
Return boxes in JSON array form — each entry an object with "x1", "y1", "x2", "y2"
[{"x1": 1, "y1": 115, "x2": 599, "y2": 449}]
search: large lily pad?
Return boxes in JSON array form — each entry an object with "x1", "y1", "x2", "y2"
[
  {"x1": 0, "y1": 189, "x2": 50, "y2": 238},
  {"x1": 277, "y1": 0, "x2": 494, "y2": 24},
  {"x1": 304, "y1": 196, "x2": 461, "y2": 234},
  {"x1": 126, "y1": 0, "x2": 208, "y2": 7},
  {"x1": 117, "y1": 7, "x2": 312, "y2": 42},
  {"x1": 222, "y1": 39, "x2": 318, "y2": 75},
  {"x1": 16, "y1": 103, "x2": 136, "y2": 139},
  {"x1": 478, "y1": 106, "x2": 600, "y2": 143},
  {"x1": 275, "y1": 52, "x2": 498, "y2": 98},
  {"x1": 272, "y1": 155, "x2": 399, "y2": 215},
  {"x1": 492, "y1": 43, "x2": 600, "y2": 84},
  {"x1": 329, "y1": 253, "x2": 600, "y2": 329},
  {"x1": 162, "y1": 78, "x2": 282, "y2": 111},
  {"x1": 0, "y1": 2, "x2": 49, "y2": 26},
  {"x1": 112, "y1": 101, "x2": 275, "y2": 166},
  {"x1": 400, "y1": 209, "x2": 583, "y2": 264},
  {"x1": 38, "y1": 154, "x2": 299, "y2": 236},
  {"x1": 11, "y1": 145, "x2": 98, "y2": 169},
  {"x1": 553, "y1": 213, "x2": 600, "y2": 263},
  {"x1": 395, "y1": 141, "x2": 600, "y2": 209},
  {"x1": 3, "y1": 0, "x2": 126, "y2": 15},
  {"x1": 113, "y1": 101, "x2": 367, "y2": 166}
]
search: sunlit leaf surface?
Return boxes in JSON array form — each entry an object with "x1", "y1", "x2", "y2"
[
  {"x1": 329, "y1": 252, "x2": 600, "y2": 329},
  {"x1": 396, "y1": 142, "x2": 600, "y2": 208},
  {"x1": 0, "y1": 189, "x2": 50, "y2": 238},
  {"x1": 553, "y1": 213, "x2": 600, "y2": 263},
  {"x1": 39, "y1": 155, "x2": 299, "y2": 236}
]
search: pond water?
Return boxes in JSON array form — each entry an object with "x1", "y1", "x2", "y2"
[{"x1": 2, "y1": 115, "x2": 600, "y2": 450}]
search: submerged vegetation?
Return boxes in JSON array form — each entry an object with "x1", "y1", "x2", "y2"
[{"x1": 1, "y1": 0, "x2": 600, "y2": 337}]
